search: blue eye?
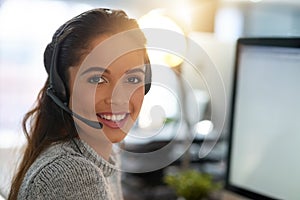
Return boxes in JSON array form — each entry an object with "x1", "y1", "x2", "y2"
[
  {"x1": 88, "y1": 75, "x2": 106, "y2": 84},
  {"x1": 127, "y1": 76, "x2": 142, "y2": 84}
]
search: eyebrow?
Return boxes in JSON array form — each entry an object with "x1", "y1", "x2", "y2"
[
  {"x1": 80, "y1": 66, "x2": 145, "y2": 76},
  {"x1": 125, "y1": 67, "x2": 145, "y2": 74},
  {"x1": 80, "y1": 67, "x2": 110, "y2": 76}
]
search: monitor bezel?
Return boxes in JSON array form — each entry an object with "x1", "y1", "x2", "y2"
[{"x1": 225, "y1": 37, "x2": 300, "y2": 200}]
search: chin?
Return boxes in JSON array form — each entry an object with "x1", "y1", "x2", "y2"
[{"x1": 106, "y1": 133, "x2": 127, "y2": 143}]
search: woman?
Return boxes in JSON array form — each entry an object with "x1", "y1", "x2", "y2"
[{"x1": 8, "y1": 8, "x2": 151, "y2": 200}]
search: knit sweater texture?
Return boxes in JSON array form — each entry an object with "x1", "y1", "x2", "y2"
[{"x1": 17, "y1": 139, "x2": 123, "y2": 200}]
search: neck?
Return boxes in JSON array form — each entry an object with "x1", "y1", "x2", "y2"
[{"x1": 78, "y1": 133, "x2": 113, "y2": 161}]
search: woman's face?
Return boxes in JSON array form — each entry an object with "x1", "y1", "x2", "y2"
[{"x1": 68, "y1": 35, "x2": 146, "y2": 143}]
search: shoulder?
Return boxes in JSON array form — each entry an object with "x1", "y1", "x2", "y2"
[
  {"x1": 23, "y1": 142, "x2": 102, "y2": 185},
  {"x1": 35, "y1": 155, "x2": 105, "y2": 187},
  {"x1": 38, "y1": 154, "x2": 102, "y2": 180},
  {"x1": 19, "y1": 145, "x2": 109, "y2": 199}
]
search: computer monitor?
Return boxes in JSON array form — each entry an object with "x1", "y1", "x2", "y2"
[{"x1": 225, "y1": 38, "x2": 300, "y2": 200}]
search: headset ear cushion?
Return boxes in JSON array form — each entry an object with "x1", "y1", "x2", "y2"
[
  {"x1": 144, "y1": 54, "x2": 151, "y2": 95},
  {"x1": 144, "y1": 64, "x2": 151, "y2": 94},
  {"x1": 49, "y1": 39, "x2": 69, "y2": 102}
]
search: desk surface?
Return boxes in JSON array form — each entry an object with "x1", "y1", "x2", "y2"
[{"x1": 221, "y1": 190, "x2": 251, "y2": 200}]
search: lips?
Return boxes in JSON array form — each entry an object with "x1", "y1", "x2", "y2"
[{"x1": 96, "y1": 112, "x2": 129, "y2": 129}]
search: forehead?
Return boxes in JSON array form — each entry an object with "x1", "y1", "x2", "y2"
[
  {"x1": 79, "y1": 34, "x2": 146, "y2": 72},
  {"x1": 109, "y1": 50, "x2": 145, "y2": 70}
]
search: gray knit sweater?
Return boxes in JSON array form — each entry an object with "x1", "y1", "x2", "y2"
[{"x1": 17, "y1": 139, "x2": 123, "y2": 200}]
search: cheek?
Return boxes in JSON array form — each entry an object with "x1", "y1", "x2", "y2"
[
  {"x1": 68, "y1": 68, "x2": 97, "y2": 108},
  {"x1": 130, "y1": 87, "x2": 144, "y2": 114},
  {"x1": 69, "y1": 81, "x2": 96, "y2": 112}
]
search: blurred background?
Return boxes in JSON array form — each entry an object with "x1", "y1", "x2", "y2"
[{"x1": 0, "y1": 0, "x2": 299, "y2": 199}]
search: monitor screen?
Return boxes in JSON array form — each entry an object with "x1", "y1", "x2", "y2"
[{"x1": 226, "y1": 38, "x2": 300, "y2": 200}]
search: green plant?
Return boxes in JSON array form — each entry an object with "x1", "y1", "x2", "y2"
[{"x1": 164, "y1": 169, "x2": 221, "y2": 200}]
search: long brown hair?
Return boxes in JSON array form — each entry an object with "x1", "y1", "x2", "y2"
[{"x1": 8, "y1": 8, "x2": 147, "y2": 199}]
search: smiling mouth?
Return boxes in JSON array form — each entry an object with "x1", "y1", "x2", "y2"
[
  {"x1": 98, "y1": 113, "x2": 127, "y2": 122},
  {"x1": 96, "y1": 113, "x2": 129, "y2": 129}
]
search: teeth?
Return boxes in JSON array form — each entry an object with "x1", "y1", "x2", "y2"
[{"x1": 100, "y1": 114, "x2": 126, "y2": 122}]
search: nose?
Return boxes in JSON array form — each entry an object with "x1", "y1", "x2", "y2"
[
  {"x1": 104, "y1": 95, "x2": 127, "y2": 105},
  {"x1": 103, "y1": 85, "x2": 130, "y2": 105}
]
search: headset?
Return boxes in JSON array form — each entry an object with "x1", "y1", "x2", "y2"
[{"x1": 46, "y1": 13, "x2": 152, "y2": 129}]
